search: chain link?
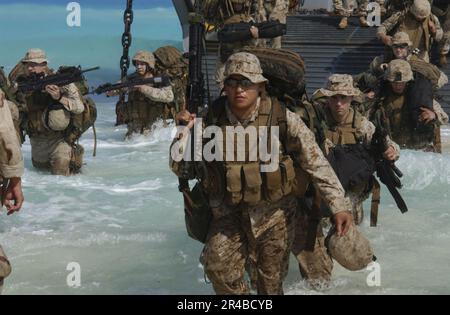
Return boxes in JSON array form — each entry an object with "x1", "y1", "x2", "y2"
[{"x1": 116, "y1": 0, "x2": 133, "y2": 125}]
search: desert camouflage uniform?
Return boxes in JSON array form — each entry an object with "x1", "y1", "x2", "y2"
[
  {"x1": 0, "y1": 90, "x2": 24, "y2": 294},
  {"x1": 333, "y1": 0, "x2": 369, "y2": 17},
  {"x1": 256, "y1": 0, "x2": 289, "y2": 49},
  {"x1": 293, "y1": 75, "x2": 399, "y2": 285},
  {"x1": 372, "y1": 59, "x2": 448, "y2": 151},
  {"x1": 171, "y1": 53, "x2": 350, "y2": 295},
  {"x1": 125, "y1": 51, "x2": 175, "y2": 138},
  {"x1": 215, "y1": 0, "x2": 259, "y2": 84},
  {"x1": 377, "y1": 6, "x2": 443, "y2": 62},
  {"x1": 432, "y1": 2, "x2": 450, "y2": 58}
]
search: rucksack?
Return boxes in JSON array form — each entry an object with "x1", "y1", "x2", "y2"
[{"x1": 240, "y1": 47, "x2": 306, "y2": 99}]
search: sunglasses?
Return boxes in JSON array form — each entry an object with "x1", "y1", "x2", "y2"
[
  {"x1": 392, "y1": 44, "x2": 409, "y2": 49},
  {"x1": 224, "y1": 78, "x2": 255, "y2": 89}
]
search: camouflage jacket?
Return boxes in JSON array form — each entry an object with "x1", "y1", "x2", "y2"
[{"x1": 0, "y1": 93, "x2": 24, "y2": 179}]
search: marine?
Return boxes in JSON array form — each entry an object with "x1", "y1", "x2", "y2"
[
  {"x1": 370, "y1": 59, "x2": 448, "y2": 152},
  {"x1": 13, "y1": 49, "x2": 88, "y2": 176},
  {"x1": 171, "y1": 52, "x2": 354, "y2": 295},
  {"x1": 432, "y1": 0, "x2": 450, "y2": 67},
  {"x1": 256, "y1": 0, "x2": 290, "y2": 48},
  {"x1": 0, "y1": 89, "x2": 25, "y2": 294},
  {"x1": 107, "y1": 50, "x2": 175, "y2": 138},
  {"x1": 333, "y1": 0, "x2": 370, "y2": 29},
  {"x1": 377, "y1": 0, "x2": 443, "y2": 62},
  {"x1": 292, "y1": 74, "x2": 398, "y2": 287}
]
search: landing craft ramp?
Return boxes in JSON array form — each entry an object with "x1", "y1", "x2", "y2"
[{"x1": 201, "y1": 14, "x2": 450, "y2": 115}]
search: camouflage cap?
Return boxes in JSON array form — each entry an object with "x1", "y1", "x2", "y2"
[
  {"x1": 0, "y1": 246, "x2": 12, "y2": 279},
  {"x1": 46, "y1": 109, "x2": 71, "y2": 131},
  {"x1": 326, "y1": 224, "x2": 374, "y2": 271},
  {"x1": 132, "y1": 50, "x2": 156, "y2": 69},
  {"x1": 223, "y1": 52, "x2": 268, "y2": 84},
  {"x1": 385, "y1": 59, "x2": 414, "y2": 82},
  {"x1": 392, "y1": 32, "x2": 413, "y2": 46},
  {"x1": 315, "y1": 74, "x2": 361, "y2": 98},
  {"x1": 22, "y1": 48, "x2": 48, "y2": 64},
  {"x1": 410, "y1": 0, "x2": 431, "y2": 19}
]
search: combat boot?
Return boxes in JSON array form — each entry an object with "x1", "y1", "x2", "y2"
[
  {"x1": 439, "y1": 54, "x2": 448, "y2": 68},
  {"x1": 359, "y1": 16, "x2": 369, "y2": 27},
  {"x1": 338, "y1": 17, "x2": 348, "y2": 29}
]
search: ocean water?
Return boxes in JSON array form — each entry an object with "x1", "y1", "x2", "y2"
[
  {"x1": 1, "y1": 2, "x2": 450, "y2": 296},
  {"x1": 0, "y1": 97, "x2": 449, "y2": 295}
]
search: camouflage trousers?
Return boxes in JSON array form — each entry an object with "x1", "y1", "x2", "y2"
[
  {"x1": 259, "y1": 0, "x2": 289, "y2": 49},
  {"x1": 333, "y1": 0, "x2": 369, "y2": 17},
  {"x1": 200, "y1": 196, "x2": 297, "y2": 295},
  {"x1": 30, "y1": 136, "x2": 83, "y2": 176},
  {"x1": 126, "y1": 105, "x2": 173, "y2": 139}
]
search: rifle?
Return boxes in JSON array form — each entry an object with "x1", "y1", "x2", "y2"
[
  {"x1": 371, "y1": 115, "x2": 408, "y2": 214},
  {"x1": 16, "y1": 66, "x2": 100, "y2": 94},
  {"x1": 218, "y1": 20, "x2": 287, "y2": 43},
  {"x1": 177, "y1": 0, "x2": 211, "y2": 244},
  {"x1": 93, "y1": 75, "x2": 171, "y2": 95}
]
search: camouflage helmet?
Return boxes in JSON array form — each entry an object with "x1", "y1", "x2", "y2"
[
  {"x1": 326, "y1": 224, "x2": 374, "y2": 271},
  {"x1": 223, "y1": 52, "x2": 268, "y2": 84},
  {"x1": 132, "y1": 50, "x2": 156, "y2": 70},
  {"x1": 392, "y1": 32, "x2": 413, "y2": 47},
  {"x1": 315, "y1": 74, "x2": 361, "y2": 98},
  {"x1": 22, "y1": 48, "x2": 48, "y2": 64},
  {"x1": 410, "y1": 0, "x2": 431, "y2": 19},
  {"x1": 0, "y1": 246, "x2": 12, "y2": 280},
  {"x1": 385, "y1": 59, "x2": 414, "y2": 82}
]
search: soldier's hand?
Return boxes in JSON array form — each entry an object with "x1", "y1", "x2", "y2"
[
  {"x1": 133, "y1": 85, "x2": 146, "y2": 93},
  {"x1": 381, "y1": 35, "x2": 393, "y2": 46},
  {"x1": 1, "y1": 178, "x2": 24, "y2": 215},
  {"x1": 429, "y1": 20, "x2": 437, "y2": 36},
  {"x1": 334, "y1": 211, "x2": 353, "y2": 236},
  {"x1": 250, "y1": 26, "x2": 259, "y2": 39},
  {"x1": 383, "y1": 145, "x2": 397, "y2": 161},
  {"x1": 45, "y1": 85, "x2": 62, "y2": 101},
  {"x1": 176, "y1": 110, "x2": 196, "y2": 129},
  {"x1": 419, "y1": 107, "x2": 436, "y2": 124}
]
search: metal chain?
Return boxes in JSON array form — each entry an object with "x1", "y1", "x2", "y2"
[
  {"x1": 116, "y1": 0, "x2": 134, "y2": 125},
  {"x1": 120, "y1": 0, "x2": 134, "y2": 79}
]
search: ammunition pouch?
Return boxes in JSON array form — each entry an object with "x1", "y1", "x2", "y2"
[
  {"x1": 183, "y1": 182, "x2": 212, "y2": 244},
  {"x1": 258, "y1": 20, "x2": 287, "y2": 39}
]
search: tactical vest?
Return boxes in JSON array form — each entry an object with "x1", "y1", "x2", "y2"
[
  {"x1": 398, "y1": 12, "x2": 431, "y2": 53},
  {"x1": 127, "y1": 89, "x2": 165, "y2": 127},
  {"x1": 382, "y1": 92, "x2": 435, "y2": 149},
  {"x1": 324, "y1": 108, "x2": 365, "y2": 146},
  {"x1": 219, "y1": 0, "x2": 256, "y2": 63},
  {"x1": 322, "y1": 107, "x2": 375, "y2": 193},
  {"x1": 24, "y1": 90, "x2": 62, "y2": 138},
  {"x1": 206, "y1": 95, "x2": 307, "y2": 207}
]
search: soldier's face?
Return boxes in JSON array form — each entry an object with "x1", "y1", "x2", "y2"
[
  {"x1": 328, "y1": 94, "x2": 352, "y2": 121},
  {"x1": 135, "y1": 61, "x2": 148, "y2": 75},
  {"x1": 393, "y1": 44, "x2": 409, "y2": 59},
  {"x1": 224, "y1": 75, "x2": 263, "y2": 110},
  {"x1": 26, "y1": 62, "x2": 47, "y2": 75},
  {"x1": 390, "y1": 82, "x2": 407, "y2": 94}
]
